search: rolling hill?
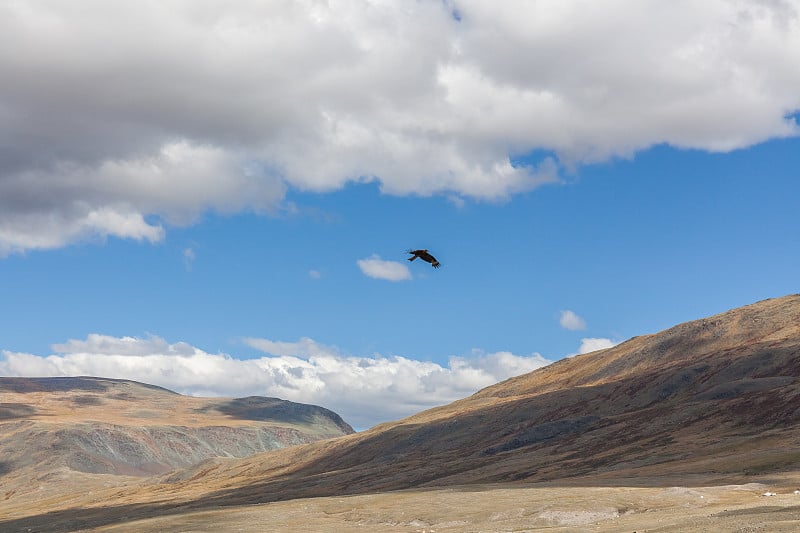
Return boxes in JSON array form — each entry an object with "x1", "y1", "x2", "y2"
[
  {"x1": 0, "y1": 376, "x2": 353, "y2": 512},
  {"x1": 153, "y1": 294, "x2": 800, "y2": 503}
]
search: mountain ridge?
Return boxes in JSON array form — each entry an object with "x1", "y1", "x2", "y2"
[
  {"x1": 477, "y1": 294, "x2": 800, "y2": 399},
  {"x1": 139, "y1": 294, "x2": 800, "y2": 503},
  {"x1": 0, "y1": 376, "x2": 354, "y2": 482}
]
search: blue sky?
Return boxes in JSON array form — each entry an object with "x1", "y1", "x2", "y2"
[{"x1": 1, "y1": 1, "x2": 799, "y2": 429}]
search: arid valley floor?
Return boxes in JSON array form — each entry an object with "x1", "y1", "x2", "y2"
[{"x1": 5, "y1": 476, "x2": 800, "y2": 531}]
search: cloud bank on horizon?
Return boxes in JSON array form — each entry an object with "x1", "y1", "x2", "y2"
[
  {"x1": 0, "y1": 333, "x2": 615, "y2": 429},
  {"x1": 1, "y1": 0, "x2": 799, "y2": 254}
]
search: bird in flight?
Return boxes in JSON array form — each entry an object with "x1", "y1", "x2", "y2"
[{"x1": 407, "y1": 249, "x2": 440, "y2": 269}]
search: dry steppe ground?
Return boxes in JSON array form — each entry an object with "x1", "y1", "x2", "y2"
[
  {"x1": 104, "y1": 483, "x2": 800, "y2": 533},
  {"x1": 8, "y1": 476, "x2": 800, "y2": 532}
]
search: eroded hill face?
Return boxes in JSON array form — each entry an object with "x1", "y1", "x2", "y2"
[{"x1": 0, "y1": 377, "x2": 353, "y2": 483}]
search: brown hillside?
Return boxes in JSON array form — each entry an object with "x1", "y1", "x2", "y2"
[
  {"x1": 141, "y1": 294, "x2": 800, "y2": 501},
  {"x1": 0, "y1": 377, "x2": 353, "y2": 509}
]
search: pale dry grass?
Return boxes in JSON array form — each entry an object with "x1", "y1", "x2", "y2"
[{"x1": 62, "y1": 478, "x2": 800, "y2": 533}]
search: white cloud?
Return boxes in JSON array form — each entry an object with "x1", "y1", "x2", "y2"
[
  {"x1": 357, "y1": 255, "x2": 412, "y2": 281},
  {"x1": 51, "y1": 334, "x2": 197, "y2": 357},
  {"x1": 578, "y1": 337, "x2": 618, "y2": 354},
  {"x1": 455, "y1": 349, "x2": 553, "y2": 384},
  {"x1": 183, "y1": 247, "x2": 196, "y2": 271},
  {"x1": 2, "y1": 1, "x2": 799, "y2": 252},
  {"x1": 308, "y1": 269, "x2": 322, "y2": 279},
  {"x1": 559, "y1": 310, "x2": 587, "y2": 331},
  {"x1": 242, "y1": 337, "x2": 334, "y2": 359},
  {"x1": 0, "y1": 334, "x2": 552, "y2": 430},
  {"x1": 0, "y1": 140, "x2": 284, "y2": 255}
]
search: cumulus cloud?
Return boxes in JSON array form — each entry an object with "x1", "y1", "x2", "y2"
[
  {"x1": 2, "y1": 1, "x2": 799, "y2": 252},
  {"x1": 183, "y1": 247, "x2": 196, "y2": 271},
  {"x1": 357, "y1": 255, "x2": 412, "y2": 281},
  {"x1": 559, "y1": 310, "x2": 587, "y2": 330},
  {"x1": 0, "y1": 334, "x2": 552, "y2": 430},
  {"x1": 578, "y1": 337, "x2": 619, "y2": 354},
  {"x1": 0, "y1": 140, "x2": 284, "y2": 254}
]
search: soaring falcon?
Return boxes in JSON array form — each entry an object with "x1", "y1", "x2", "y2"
[{"x1": 407, "y1": 249, "x2": 440, "y2": 268}]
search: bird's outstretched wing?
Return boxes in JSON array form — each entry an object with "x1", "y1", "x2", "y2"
[
  {"x1": 419, "y1": 250, "x2": 440, "y2": 268},
  {"x1": 407, "y1": 249, "x2": 441, "y2": 268}
]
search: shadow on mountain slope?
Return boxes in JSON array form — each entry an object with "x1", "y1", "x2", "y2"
[
  {"x1": 196, "y1": 397, "x2": 354, "y2": 433},
  {"x1": 0, "y1": 403, "x2": 36, "y2": 420}
]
